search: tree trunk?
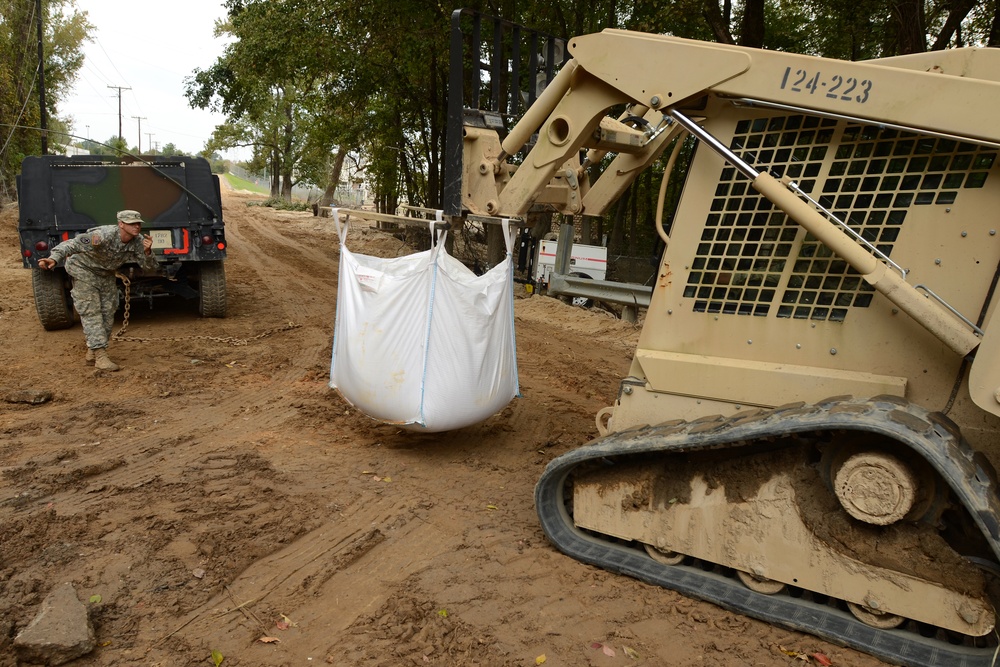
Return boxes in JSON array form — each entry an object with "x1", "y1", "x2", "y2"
[
  {"x1": 990, "y1": 0, "x2": 1000, "y2": 47},
  {"x1": 280, "y1": 102, "x2": 295, "y2": 201},
  {"x1": 609, "y1": 185, "x2": 631, "y2": 255},
  {"x1": 737, "y1": 0, "x2": 766, "y2": 48},
  {"x1": 890, "y1": 0, "x2": 927, "y2": 54},
  {"x1": 627, "y1": 176, "x2": 638, "y2": 255},
  {"x1": 320, "y1": 148, "x2": 348, "y2": 207},
  {"x1": 703, "y1": 0, "x2": 736, "y2": 44},
  {"x1": 487, "y1": 223, "x2": 506, "y2": 269},
  {"x1": 427, "y1": 52, "x2": 442, "y2": 209},
  {"x1": 400, "y1": 148, "x2": 416, "y2": 206},
  {"x1": 931, "y1": 0, "x2": 977, "y2": 50},
  {"x1": 270, "y1": 147, "x2": 280, "y2": 198}
]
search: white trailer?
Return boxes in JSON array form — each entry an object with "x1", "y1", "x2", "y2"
[{"x1": 533, "y1": 239, "x2": 607, "y2": 288}]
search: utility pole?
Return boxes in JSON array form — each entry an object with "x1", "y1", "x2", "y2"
[
  {"x1": 107, "y1": 85, "x2": 132, "y2": 141},
  {"x1": 132, "y1": 115, "x2": 146, "y2": 152},
  {"x1": 36, "y1": 0, "x2": 47, "y2": 154},
  {"x1": 146, "y1": 133, "x2": 154, "y2": 155}
]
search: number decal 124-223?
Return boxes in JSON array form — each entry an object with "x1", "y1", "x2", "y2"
[{"x1": 780, "y1": 67, "x2": 872, "y2": 104}]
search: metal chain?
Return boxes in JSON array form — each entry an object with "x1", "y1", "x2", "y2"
[{"x1": 112, "y1": 272, "x2": 301, "y2": 346}]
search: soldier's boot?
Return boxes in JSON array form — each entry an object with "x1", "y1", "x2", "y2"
[
  {"x1": 85, "y1": 348, "x2": 95, "y2": 365},
  {"x1": 94, "y1": 348, "x2": 120, "y2": 372}
]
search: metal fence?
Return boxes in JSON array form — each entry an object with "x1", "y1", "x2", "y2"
[{"x1": 228, "y1": 164, "x2": 351, "y2": 202}]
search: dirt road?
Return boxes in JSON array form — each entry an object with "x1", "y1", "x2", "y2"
[{"x1": 0, "y1": 190, "x2": 886, "y2": 666}]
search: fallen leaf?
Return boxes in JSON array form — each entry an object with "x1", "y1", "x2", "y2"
[
  {"x1": 797, "y1": 655, "x2": 810, "y2": 662},
  {"x1": 812, "y1": 654, "x2": 832, "y2": 666},
  {"x1": 280, "y1": 613, "x2": 298, "y2": 627},
  {"x1": 88, "y1": 594, "x2": 102, "y2": 604},
  {"x1": 486, "y1": 504, "x2": 498, "y2": 510},
  {"x1": 438, "y1": 609, "x2": 448, "y2": 618},
  {"x1": 99, "y1": 640, "x2": 112, "y2": 647},
  {"x1": 591, "y1": 642, "x2": 603, "y2": 649},
  {"x1": 602, "y1": 644, "x2": 616, "y2": 657},
  {"x1": 258, "y1": 636, "x2": 280, "y2": 644},
  {"x1": 535, "y1": 655, "x2": 546, "y2": 665},
  {"x1": 361, "y1": 470, "x2": 374, "y2": 474},
  {"x1": 373, "y1": 475, "x2": 382, "y2": 482},
  {"x1": 382, "y1": 476, "x2": 391, "y2": 482},
  {"x1": 276, "y1": 621, "x2": 290, "y2": 631},
  {"x1": 192, "y1": 568, "x2": 205, "y2": 579},
  {"x1": 623, "y1": 645, "x2": 639, "y2": 659},
  {"x1": 779, "y1": 646, "x2": 801, "y2": 658},
  {"x1": 211, "y1": 650, "x2": 224, "y2": 667}
]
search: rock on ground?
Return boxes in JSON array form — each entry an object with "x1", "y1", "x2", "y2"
[{"x1": 13, "y1": 582, "x2": 95, "y2": 666}]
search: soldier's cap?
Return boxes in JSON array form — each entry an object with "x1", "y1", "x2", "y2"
[{"x1": 117, "y1": 210, "x2": 144, "y2": 226}]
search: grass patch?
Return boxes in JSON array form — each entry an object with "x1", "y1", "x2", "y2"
[{"x1": 224, "y1": 172, "x2": 269, "y2": 194}]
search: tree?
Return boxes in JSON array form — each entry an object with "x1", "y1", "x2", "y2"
[
  {"x1": 187, "y1": 0, "x2": 1000, "y2": 255},
  {"x1": 187, "y1": 0, "x2": 344, "y2": 201},
  {"x1": 930, "y1": 0, "x2": 982, "y2": 49},
  {"x1": 889, "y1": 0, "x2": 927, "y2": 53},
  {"x1": 0, "y1": 0, "x2": 90, "y2": 199}
]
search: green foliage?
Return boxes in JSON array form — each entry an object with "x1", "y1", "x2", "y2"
[
  {"x1": 246, "y1": 196, "x2": 310, "y2": 211},
  {"x1": 0, "y1": 0, "x2": 91, "y2": 199},
  {"x1": 184, "y1": 0, "x2": 1000, "y2": 259}
]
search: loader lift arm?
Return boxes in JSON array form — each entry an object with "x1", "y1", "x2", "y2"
[{"x1": 460, "y1": 29, "x2": 1000, "y2": 410}]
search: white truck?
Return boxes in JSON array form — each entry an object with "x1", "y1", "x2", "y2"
[
  {"x1": 532, "y1": 238, "x2": 608, "y2": 307},
  {"x1": 532, "y1": 238, "x2": 607, "y2": 294}
]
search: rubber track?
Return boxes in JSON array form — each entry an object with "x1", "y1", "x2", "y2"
[{"x1": 535, "y1": 395, "x2": 1000, "y2": 667}]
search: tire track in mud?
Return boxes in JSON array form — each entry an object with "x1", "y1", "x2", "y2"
[
  {"x1": 152, "y1": 491, "x2": 458, "y2": 660},
  {"x1": 222, "y1": 212, "x2": 338, "y2": 326},
  {"x1": 0, "y1": 199, "x2": 358, "y2": 536}
]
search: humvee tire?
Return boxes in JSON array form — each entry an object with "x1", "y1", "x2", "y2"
[
  {"x1": 198, "y1": 261, "x2": 227, "y2": 318},
  {"x1": 32, "y1": 267, "x2": 74, "y2": 330}
]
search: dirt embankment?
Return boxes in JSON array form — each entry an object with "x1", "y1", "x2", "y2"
[{"x1": 0, "y1": 191, "x2": 886, "y2": 666}]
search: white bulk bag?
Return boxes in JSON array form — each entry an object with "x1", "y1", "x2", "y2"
[{"x1": 329, "y1": 210, "x2": 519, "y2": 432}]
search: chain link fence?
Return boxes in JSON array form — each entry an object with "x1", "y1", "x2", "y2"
[{"x1": 228, "y1": 164, "x2": 348, "y2": 203}]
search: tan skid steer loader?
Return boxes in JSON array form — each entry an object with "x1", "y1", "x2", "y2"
[{"x1": 447, "y1": 11, "x2": 1000, "y2": 666}]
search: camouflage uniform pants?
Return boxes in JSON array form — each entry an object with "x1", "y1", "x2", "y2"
[{"x1": 69, "y1": 270, "x2": 119, "y2": 350}]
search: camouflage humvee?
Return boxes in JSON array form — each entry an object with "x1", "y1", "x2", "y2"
[{"x1": 16, "y1": 154, "x2": 227, "y2": 330}]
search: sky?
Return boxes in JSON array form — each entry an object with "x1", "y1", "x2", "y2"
[{"x1": 61, "y1": 0, "x2": 248, "y2": 160}]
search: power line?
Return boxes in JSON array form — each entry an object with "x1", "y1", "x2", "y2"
[{"x1": 93, "y1": 36, "x2": 129, "y2": 85}]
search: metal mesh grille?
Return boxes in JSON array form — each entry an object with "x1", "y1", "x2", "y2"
[{"x1": 683, "y1": 114, "x2": 997, "y2": 321}]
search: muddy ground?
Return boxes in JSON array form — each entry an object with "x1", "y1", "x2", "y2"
[{"x1": 0, "y1": 189, "x2": 888, "y2": 666}]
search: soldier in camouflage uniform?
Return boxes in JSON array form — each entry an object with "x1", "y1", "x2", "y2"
[{"x1": 37, "y1": 210, "x2": 159, "y2": 371}]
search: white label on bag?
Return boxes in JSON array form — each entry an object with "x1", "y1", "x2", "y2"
[{"x1": 355, "y1": 265, "x2": 383, "y2": 292}]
